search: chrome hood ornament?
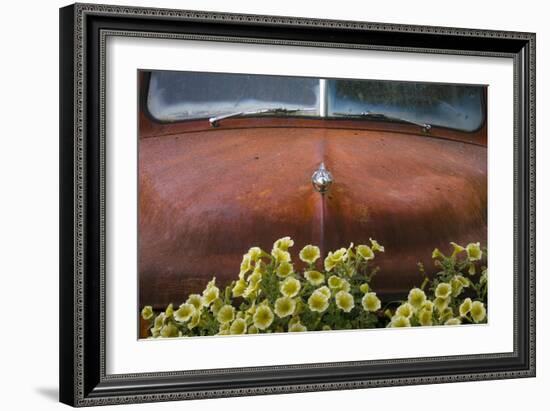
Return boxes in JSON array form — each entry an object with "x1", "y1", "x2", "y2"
[{"x1": 311, "y1": 162, "x2": 333, "y2": 194}]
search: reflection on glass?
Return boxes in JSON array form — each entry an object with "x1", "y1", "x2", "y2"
[{"x1": 147, "y1": 71, "x2": 320, "y2": 121}]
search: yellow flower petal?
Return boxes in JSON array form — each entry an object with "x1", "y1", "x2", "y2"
[
  {"x1": 471, "y1": 301, "x2": 487, "y2": 323},
  {"x1": 229, "y1": 318, "x2": 247, "y2": 335},
  {"x1": 253, "y1": 304, "x2": 274, "y2": 330},
  {"x1": 459, "y1": 298, "x2": 473, "y2": 317},
  {"x1": 369, "y1": 238, "x2": 385, "y2": 252},
  {"x1": 396, "y1": 303, "x2": 414, "y2": 319},
  {"x1": 216, "y1": 305, "x2": 235, "y2": 324},
  {"x1": 390, "y1": 315, "x2": 411, "y2": 327},
  {"x1": 435, "y1": 283, "x2": 452, "y2": 299},
  {"x1": 335, "y1": 290, "x2": 355, "y2": 313},
  {"x1": 361, "y1": 292, "x2": 381, "y2": 312},
  {"x1": 407, "y1": 288, "x2": 427, "y2": 309},
  {"x1": 356, "y1": 245, "x2": 374, "y2": 260},
  {"x1": 280, "y1": 277, "x2": 301, "y2": 298},
  {"x1": 308, "y1": 290, "x2": 329, "y2": 312},
  {"x1": 274, "y1": 297, "x2": 296, "y2": 318},
  {"x1": 174, "y1": 303, "x2": 196, "y2": 323},
  {"x1": 276, "y1": 261, "x2": 294, "y2": 278},
  {"x1": 289, "y1": 322, "x2": 307, "y2": 332},
  {"x1": 304, "y1": 270, "x2": 325, "y2": 286},
  {"x1": 466, "y1": 242, "x2": 482, "y2": 261},
  {"x1": 141, "y1": 305, "x2": 154, "y2": 320},
  {"x1": 299, "y1": 245, "x2": 321, "y2": 264}
]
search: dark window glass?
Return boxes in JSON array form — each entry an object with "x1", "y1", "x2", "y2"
[{"x1": 327, "y1": 79, "x2": 485, "y2": 131}]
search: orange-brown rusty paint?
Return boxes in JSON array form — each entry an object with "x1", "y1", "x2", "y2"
[
  {"x1": 138, "y1": 117, "x2": 487, "y2": 308},
  {"x1": 140, "y1": 110, "x2": 487, "y2": 147}
]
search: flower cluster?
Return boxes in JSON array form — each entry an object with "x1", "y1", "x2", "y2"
[
  {"x1": 142, "y1": 237, "x2": 385, "y2": 337},
  {"x1": 141, "y1": 238, "x2": 488, "y2": 338},
  {"x1": 386, "y1": 242, "x2": 487, "y2": 328}
]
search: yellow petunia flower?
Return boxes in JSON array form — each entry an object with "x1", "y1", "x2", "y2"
[
  {"x1": 141, "y1": 305, "x2": 154, "y2": 320},
  {"x1": 444, "y1": 317, "x2": 462, "y2": 326},
  {"x1": 327, "y1": 275, "x2": 344, "y2": 290},
  {"x1": 323, "y1": 255, "x2": 337, "y2": 272},
  {"x1": 407, "y1": 288, "x2": 427, "y2": 310},
  {"x1": 450, "y1": 242, "x2": 465, "y2": 257},
  {"x1": 232, "y1": 279, "x2": 247, "y2": 298},
  {"x1": 434, "y1": 296, "x2": 450, "y2": 313},
  {"x1": 435, "y1": 283, "x2": 452, "y2": 299},
  {"x1": 317, "y1": 286, "x2": 331, "y2": 299},
  {"x1": 456, "y1": 275, "x2": 470, "y2": 287},
  {"x1": 247, "y1": 247, "x2": 263, "y2": 262},
  {"x1": 304, "y1": 270, "x2": 325, "y2": 286},
  {"x1": 359, "y1": 283, "x2": 370, "y2": 293},
  {"x1": 273, "y1": 236, "x2": 294, "y2": 251},
  {"x1": 247, "y1": 271, "x2": 262, "y2": 287},
  {"x1": 369, "y1": 238, "x2": 385, "y2": 252},
  {"x1": 243, "y1": 286, "x2": 259, "y2": 301},
  {"x1": 239, "y1": 254, "x2": 252, "y2": 279},
  {"x1": 362, "y1": 292, "x2": 381, "y2": 312},
  {"x1": 216, "y1": 305, "x2": 236, "y2": 324},
  {"x1": 470, "y1": 301, "x2": 487, "y2": 323},
  {"x1": 308, "y1": 290, "x2": 330, "y2": 313},
  {"x1": 390, "y1": 315, "x2": 411, "y2": 327},
  {"x1": 276, "y1": 261, "x2": 294, "y2": 278},
  {"x1": 253, "y1": 304, "x2": 274, "y2": 330},
  {"x1": 466, "y1": 242, "x2": 482, "y2": 261},
  {"x1": 289, "y1": 322, "x2": 307, "y2": 332},
  {"x1": 164, "y1": 303, "x2": 174, "y2": 319},
  {"x1": 187, "y1": 312, "x2": 201, "y2": 330},
  {"x1": 422, "y1": 300, "x2": 434, "y2": 312},
  {"x1": 459, "y1": 298, "x2": 473, "y2": 317},
  {"x1": 299, "y1": 245, "x2": 321, "y2": 264},
  {"x1": 229, "y1": 318, "x2": 247, "y2": 335},
  {"x1": 335, "y1": 290, "x2": 355, "y2": 312},
  {"x1": 418, "y1": 308, "x2": 433, "y2": 326},
  {"x1": 272, "y1": 247, "x2": 291, "y2": 263},
  {"x1": 396, "y1": 303, "x2": 414, "y2": 319},
  {"x1": 450, "y1": 276, "x2": 465, "y2": 297},
  {"x1": 340, "y1": 278, "x2": 351, "y2": 293},
  {"x1": 247, "y1": 325, "x2": 259, "y2": 334},
  {"x1": 186, "y1": 294, "x2": 203, "y2": 311},
  {"x1": 274, "y1": 297, "x2": 296, "y2": 318},
  {"x1": 160, "y1": 323, "x2": 179, "y2": 338},
  {"x1": 202, "y1": 285, "x2": 220, "y2": 307},
  {"x1": 432, "y1": 248, "x2": 445, "y2": 259},
  {"x1": 217, "y1": 322, "x2": 230, "y2": 335},
  {"x1": 252, "y1": 261, "x2": 267, "y2": 276},
  {"x1": 438, "y1": 307, "x2": 454, "y2": 323},
  {"x1": 209, "y1": 298, "x2": 223, "y2": 315},
  {"x1": 356, "y1": 244, "x2": 374, "y2": 261},
  {"x1": 174, "y1": 303, "x2": 196, "y2": 323},
  {"x1": 324, "y1": 248, "x2": 347, "y2": 271},
  {"x1": 331, "y1": 248, "x2": 348, "y2": 262},
  {"x1": 280, "y1": 277, "x2": 301, "y2": 298},
  {"x1": 153, "y1": 313, "x2": 165, "y2": 333}
]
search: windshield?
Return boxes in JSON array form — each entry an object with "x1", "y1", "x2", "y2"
[
  {"x1": 327, "y1": 79, "x2": 484, "y2": 132},
  {"x1": 146, "y1": 71, "x2": 485, "y2": 132},
  {"x1": 147, "y1": 71, "x2": 320, "y2": 121}
]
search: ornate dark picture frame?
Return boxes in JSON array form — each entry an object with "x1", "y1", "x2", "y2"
[{"x1": 59, "y1": 3, "x2": 536, "y2": 407}]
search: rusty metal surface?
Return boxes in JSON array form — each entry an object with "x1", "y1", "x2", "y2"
[{"x1": 139, "y1": 120, "x2": 487, "y2": 309}]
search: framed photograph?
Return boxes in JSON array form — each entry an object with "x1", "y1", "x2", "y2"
[{"x1": 59, "y1": 3, "x2": 536, "y2": 407}]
